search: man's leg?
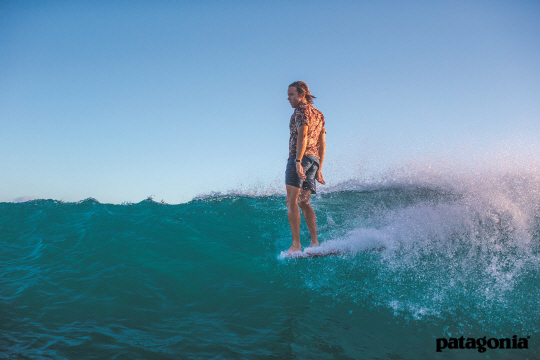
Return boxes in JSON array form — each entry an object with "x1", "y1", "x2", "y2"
[
  {"x1": 286, "y1": 185, "x2": 302, "y2": 252},
  {"x1": 298, "y1": 189, "x2": 318, "y2": 247}
]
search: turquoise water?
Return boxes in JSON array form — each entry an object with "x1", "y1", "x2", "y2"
[{"x1": 1, "y1": 172, "x2": 539, "y2": 359}]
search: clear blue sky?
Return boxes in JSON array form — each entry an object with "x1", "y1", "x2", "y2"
[{"x1": 2, "y1": 1, "x2": 539, "y2": 204}]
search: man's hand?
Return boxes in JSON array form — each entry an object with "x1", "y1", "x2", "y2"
[
  {"x1": 296, "y1": 162, "x2": 306, "y2": 181},
  {"x1": 316, "y1": 171, "x2": 325, "y2": 185}
]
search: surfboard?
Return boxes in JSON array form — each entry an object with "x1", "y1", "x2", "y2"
[
  {"x1": 279, "y1": 246, "x2": 385, "y2": 259},
  {"x1": 280, "y1": 248, "x2": 346, "y2": 259}
]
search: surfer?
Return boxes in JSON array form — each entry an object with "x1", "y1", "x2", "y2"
[{"x1": 285, "y1": 81, "x2": 326, "y2": 253}]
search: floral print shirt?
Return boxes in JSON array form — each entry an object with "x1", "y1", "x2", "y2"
[{"x1": 288, "y1": 103, "x2": 326, "y2": 159}]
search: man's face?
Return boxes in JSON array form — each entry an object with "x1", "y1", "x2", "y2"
[{"x1": 288, "y1": 86, "x2": 305, "y2": 108}]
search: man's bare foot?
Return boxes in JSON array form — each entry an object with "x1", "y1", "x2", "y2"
[
  {"x1": 287, "y1": 245, "x2": 302, "y2": 253},
  {"x1": 308, "y1": 241, "x2": 319, "y2": 247}
]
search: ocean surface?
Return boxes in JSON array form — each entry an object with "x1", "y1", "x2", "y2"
[{"x1": 2, "y1": 166, "x2": 540, "y2": 359}]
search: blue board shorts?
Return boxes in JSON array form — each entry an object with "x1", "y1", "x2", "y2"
[{"x1": 285, "y1": 155, "x2": 320, "y2": 194}]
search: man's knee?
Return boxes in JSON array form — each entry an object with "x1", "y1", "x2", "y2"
[
  {"x1": 286, "y1": 199, "x2": 295, "y2": 211},
  {"x1": 298, "y1": 198, "x2": 311, "y2": 210},
  {"x1": 286, "y1": 195, "x2": 299, "y2": 211}
]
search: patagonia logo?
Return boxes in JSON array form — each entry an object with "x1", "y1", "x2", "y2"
[{"x1": 436, "y1": 336, "x2": 530, "y2": 353}]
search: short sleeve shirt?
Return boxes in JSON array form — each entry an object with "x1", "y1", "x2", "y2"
[{"x1": 288, "y1": 103, "x2": 326, "y2": 159}]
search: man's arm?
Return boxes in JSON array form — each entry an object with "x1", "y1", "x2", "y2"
[
  {"x1": 296, "y1": 125, "x2": 308, "y2": 160},
  {"x1": 318, "y1": 129, "x2": 326, "y2": 170},
  {"x1": 295, "y1": 125, "x2": 308, "y2": 180},
  {"x1": 316, "y1": 129, "x2": 326, "y2": 185}
]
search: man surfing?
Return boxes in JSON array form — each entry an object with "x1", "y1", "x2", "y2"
[{"x1": 285, "y1": 81, "x2": 326, "y2": 253}]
